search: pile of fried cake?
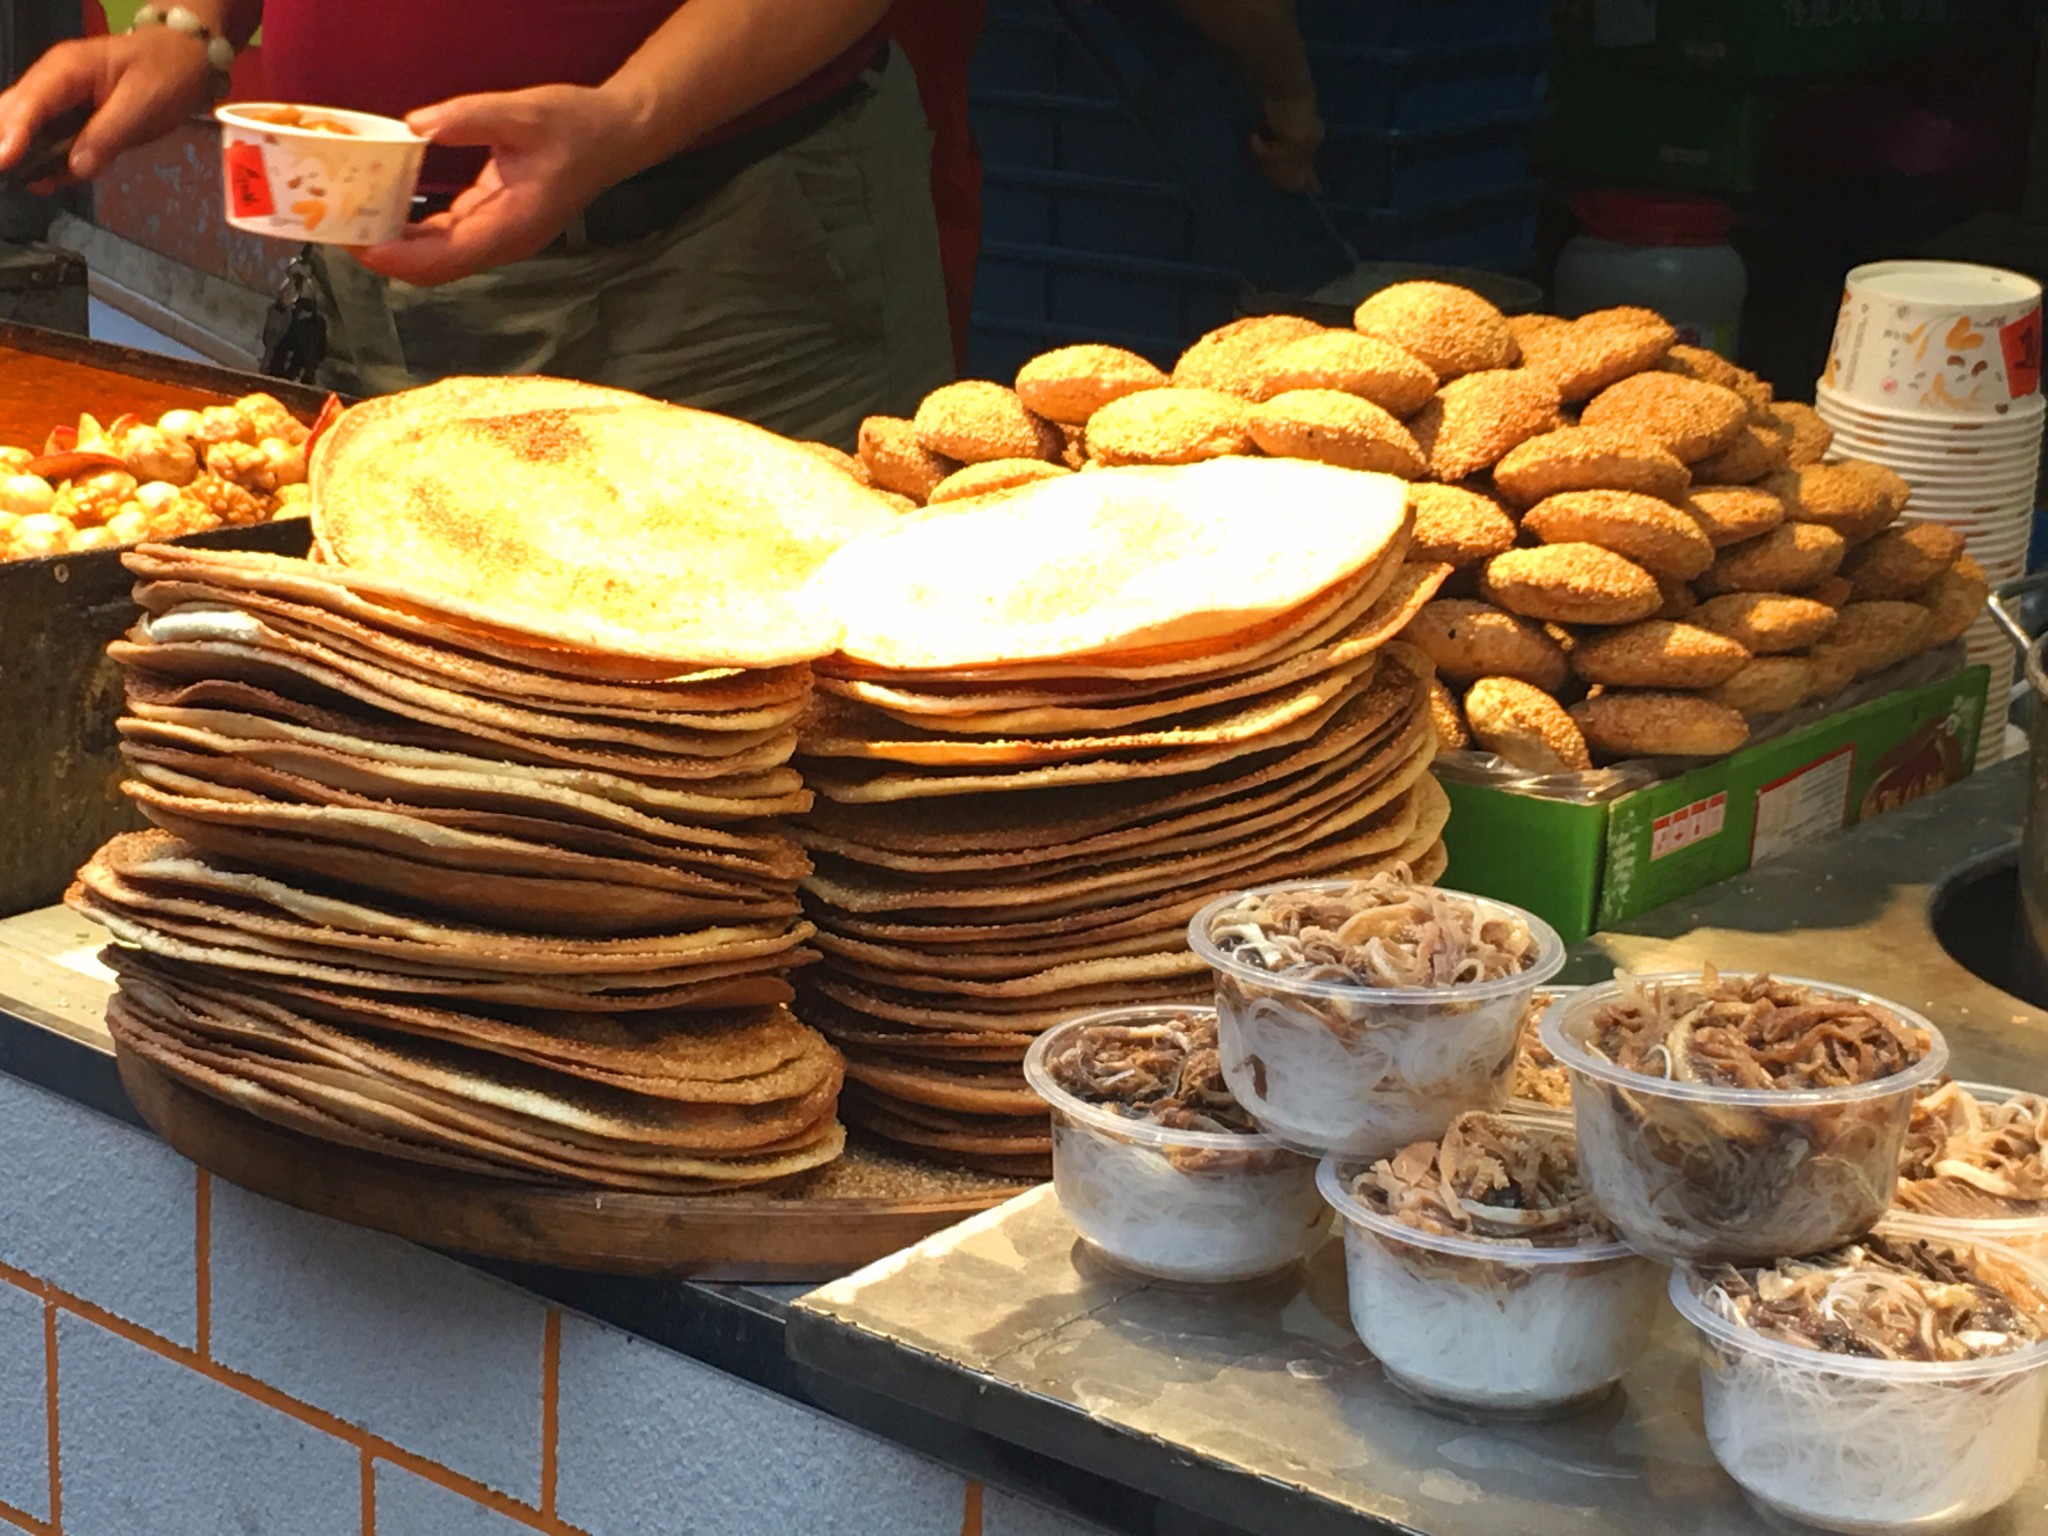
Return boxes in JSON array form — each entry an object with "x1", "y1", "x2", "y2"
[
  {"x1": 69, "y1": 378, "x2": 902, "y2": 1193},
  {"x1": 854, "y1": 285, "x2": 1984, "y2": 774}
]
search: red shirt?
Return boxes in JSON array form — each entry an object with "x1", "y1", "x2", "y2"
[{"x1": 257, "y1": 1, "x2": 884, "y2": 191}]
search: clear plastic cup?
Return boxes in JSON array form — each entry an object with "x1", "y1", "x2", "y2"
[
  {"x1": 1670, "y1": 1228, "x2": 2048, "y2": 1533},
  {"x1": 1509, "y1": 986, "x2": 1579, "y2": 1116},
  {"x1": 1317, "y1": 1149, "x2": 1662, "y2": 1418},
  {"x1": 216, "y1": 103, "x2": 427, "y2": 246},
  {"x1": 1023, "y1": 1006, "x2": 1327, "y2": 1284},
  {"x1": 1892, "y1": 1081, "x2": 2048, "y2": 1258},
  {"x1": 1540, "y1": 974, "x2": 1948, "y2": 1262},
  {"x1": 1190, "y1": 882, "x2": 1566, "y2": 1159}
]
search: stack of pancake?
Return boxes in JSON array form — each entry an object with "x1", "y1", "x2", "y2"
[
  {"x1": 68, "y1": 378, "x2": 908, "y2": 1193},
  {"x1": 793, "y1": 458, "x2": 1451, "y2": 1173}
]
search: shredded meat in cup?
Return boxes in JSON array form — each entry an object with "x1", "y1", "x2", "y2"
[
  {"x1": 1046, "y1": 1013, "x2": 1257, "y2": 1135},
  {"x1": 1513, "y1": 993, "x2": 1572, "y2": 1109},
  {"x1": 1897, "y1": 1082, "x2": 2048, "y2": 1219},
  {"x1": 1205, "y1": 871, "x2": 1540, "y2": 991},
  {"x1": 1699, "y1": 1235, "x2": 2048, "y2": 1364},
  {"x1": 1586, "y1": 966, "x2": 1930, "y2": 1090},
  {"x1": 1353, "y1": 1112, "x2": 1615, "y2": 1246}
]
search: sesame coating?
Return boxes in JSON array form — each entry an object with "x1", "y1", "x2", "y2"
[
  {"x1": 1353, "y1": 281, "x2": 1517, "y2": 380},
  {"x1": 1480, "y1": 542, "x2": 1664, "y2": 625},
  {"x1": 1405, "y1": 598, "x2": 1571, "y2": 689},
  {"x1": 913, "y1": 381, "x2": 1064, "y2": 465},
  {"x1": 1690, "y1": 592, "x2": 1840, "y2": 654},
  {"x1": 1247, "y1": 389, "x2": 1427, "y2": 477},
  {"x1": 1015, "y1": 345, "x2": 1168, "y2": 426},
  {"x1": 1521, "y1": 488, "x2": 1715, "y2": 582},
  {"x1": 1580, "y1": 373, "x2": 1750, "y2": 462},
  {"x1": 1491, "y1": 423, "x2": 1691, "y2": 507},
  {"x1": 1466, "y1": 675, "x2": 1592, "y2": 773},
  {"x1": 1571, "y1": 620, "x2": 1752, "y2": 689},
  {"x1": 1411, "y1": 368, "x2": 1562, "y2": 481}
]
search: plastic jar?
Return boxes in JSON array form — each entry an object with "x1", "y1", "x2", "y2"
[{"x1": 1553, "y1": 191, "x2": 1748, "y2": 357}]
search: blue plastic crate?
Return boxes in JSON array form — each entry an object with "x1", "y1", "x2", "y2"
[
  {"x1": 983, "y1": 168, "x2": 1197, "y2": 262},
  {"x1": 976, "y1": 241, "x2": 1239, "y2": 348},
  {"x1": 1311, "y1": 45, "x2": 1549, "y2": 133},
  {"x1": 970, "y1": 19, "x2": 1065, "y2": 95},
  {"x1": 1296, "y1": 0, "x2": 1553, "y2": 51},
  {"x1": 980, "y1": 177, "x2": 1055, "y2": 246},
  {"x1": 1317, "y1": 113, "x2": 1542, "y2": 209},
  {"x1": 973, "y1": 249, "x2": 1050, "y2": 323},
  {"x1": 1330, "y1": 183, "x2": 1541, "y2": 271},
  {"x1": 970, "y1": 93, "x2": 1061, "y2": 170}
]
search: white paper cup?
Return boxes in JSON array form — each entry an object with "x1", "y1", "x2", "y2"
[
  {"x1": 1824, "y1": 261, "x2": 2043, "y2": 414},
  {"x1": 1818, "y1": 379, "x2": 2047, "y2": 429},
  {"x1": 1823, "y1": 423, "x2": 2043, "y2": 454},
  {"x1": 216, "y1": 103, "x2": 427, "y2": 246}
]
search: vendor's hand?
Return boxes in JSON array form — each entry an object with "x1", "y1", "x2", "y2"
[
  {"x1": 0, "y1": 30, "x2": 216, "y2": 184},
  {"x1": 352, "y1": 84, "x2": 647, "y2": 287}
]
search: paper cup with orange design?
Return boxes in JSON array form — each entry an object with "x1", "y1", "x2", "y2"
[
  {"x1": 215, "y1": 103, "x2": 427, "y2": 246},
  {"x1": 1823, "y1": 260, "x2": 2044, "y2": 414}
]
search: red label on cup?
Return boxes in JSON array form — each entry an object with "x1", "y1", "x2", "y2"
[
  {"x1": 2000, "y1": 305, "x2": 2041, "y2": 398},
  {"x1": 224, "y1": 141, "x2": 274, "y2": 219}
]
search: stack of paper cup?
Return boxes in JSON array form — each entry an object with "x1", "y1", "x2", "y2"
[{"x1": 1816, "y1": 260, "x2": 2045, "y2": 765}]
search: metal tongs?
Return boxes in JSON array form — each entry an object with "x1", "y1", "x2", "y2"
[{"x1": 0, "y1": 106, "x2": 92, "y2": 191}]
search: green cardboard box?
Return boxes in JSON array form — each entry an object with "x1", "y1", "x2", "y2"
[{"x1": 1441, "y1": 667, "x2": 1989, "y2": 944}]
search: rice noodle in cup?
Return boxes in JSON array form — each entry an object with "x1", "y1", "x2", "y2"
[
  {"x1": 1671, "y1": 1225, "x2": 2048, "y2": 1533},
  {"x1": 1023, "y1": 1006, "x2": 1326, "y2": 1284},
  {"x1": 1510, "y1": 988, "x2": 1577, "y2": 1114},
  {"x1": 1541, "y1": 971, "x2": 1946, "y2": 1263},
  {"x1": 1317, "y1": 1112, "x2": 1660, "y2": 1418},
  {"x1": 1190, "y1": 877, "x2": 1564, "y2": 1158},
  {"x1": 215, "y1": 103, "x2": 428, "y2": 246},
  {"x1": 1894, "y1": 1079, "x2": 2048, "y2": 1257}
]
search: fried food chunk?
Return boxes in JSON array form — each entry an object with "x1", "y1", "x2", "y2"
[
  {"x1": 1581, "y1": 373, "x2": 1750, "y2": 462},
  {"x1": 1690, "y1": 592, "x2": 1839, "y2": 654},
  {"x1": 1691, "y1": 417, "x2": 1793, "y2": 485},
  {"x1": 1684, "y1": 485, "x2": 1786, "y2": 548},
  {"x1": 1763, "y1": 461, "x2": 1910, "y2": 544},
  {"x1": 927, "y1": 458, "x2": 1072, "y2": 504},
  {"x1": 1507, "y1": 312, "x2": 1569, "y2": 343},
  {"x1": 1405, "y1": 599, "x2": 1570, "y2": 689},
  {"x1": 1492, "y1": 423, "x2": 1691, "y2": 507},
  {"x1": 1085, "y1": 387, "x2": 1253, "y2": 466},
  {"x1": 1480, "y1": 543, "x2": 1663, "y2": 626},
  {"x1": 1770, "y1": 401, "x2": 1833, "y2": 467},
  {"x1": 1410, "y1": 369, "x2": 1562, "y2": 481},
  {"x1": 1918, "y1": 555, "x2": 1990, "y2": 646},
  {"x1": 1173, "y1": 314, "x2": 1323, "y2": 397},
  {"x1": 1409, "y1": 483, "x2": 1517, "y2": 567},
  {"x1": 1516, "y1": 306, "x2": 1677, "y2": 401},
  {"x1": 1840, "y1": 521, "x2": 1966, "y2": 600},
  {"x1": 1522, "y1": 488, "x2": 1715, "y2": 582},
  {"x1": 859, "y1": 415, "x2": 959, "y2": 501},
  {"x1": 1466, "y1": 676, "x2": 1591, "y2": 772},
  {"x1": 1806, "y1": 600, "x2": 1937, "y2": 680},
  {"x1": 1247, "y1": 330, "x2": 1438, "y2": 417},
  {"x1": 1696, "y1": 521, "x2": 1847, "y2": 596},
  {"x1": 1707, "y1": 656, "x2": 1818, "y2": 716},
  {"x1": 1015, "y1": 344, "x2": 1168, "y2": 425},
  {"x1": 796, "y1": 439, "x2": 867, "y2": 480},
  {"x1": 1353, "y1": 281, "x2": 1517, "y2": 380},
  {"x1": 1428, "y1": 675, "x2": 1471, "y2": 752},
  {"x1": 914, "y1": 381, "x2": 1064, "y2": 464},
  {"x1": 1658, "y1": 345, "x2": 1773, "y2": 412},
  {"x1": 1247, "y1": 389, "x2": 1426, "y2": 476},
  {"x1": 1570, "y1": 691, "x2": 1749, "y2": 759},
  {"x1": 1798, "y1": 575, "x2": 1854, "y2": 610},
  {"x1": 1803, "y1": 644, "x2": 1858, "y2": 702},
  {"x1": 1572, "y1": 620, "x2": 1751, "y2": 689}
]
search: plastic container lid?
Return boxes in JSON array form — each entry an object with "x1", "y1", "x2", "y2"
[
  {"x1": 1316, "y1": 1149, "x2": 1636, "y2": 1266},
  {"x1": 1570, "y1": 190, "x2": 1735, "y2": 249}
]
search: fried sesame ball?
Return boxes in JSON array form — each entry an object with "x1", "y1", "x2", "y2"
[
  {"x1": 1763, "y1": 460, "x2": 1910, "y2": 544},
  {"x1": 1695, "y1": 521, "x2": 1848, "y2": 596},
  {"x1": 1015, "y1": 345, "x2": 1169, "y2": 426},
  {"x1": 1571, "y1": 620, "x2": 1752, "y2": 689},
  {"x1": 1690, "y1": 593, "x2": 1840, "y2": 654},
  {"x1": 1491, "y1": 423, "x2": 1691, "y2": 507},
  {"x1": 1515, "y1": 307, "x2": 1677, "y2": 402},
  {"x1": 1084, "y1": 387, "x2": 1253, "y2": 466},
  {"x1": 1770, "y1": 401, "x2": 1833, "y2": 467},
  {"x1": 1353, "y1": 281, "x2": 1517, "y2": 380},
  {"x1": 1247, "y1": 330, "x2": 1438, "y2": 417},
  {"x1": 1654, "y1": 578, "x2": 1698, "y2": 621},
  {"x1": 1807, "y1": 601, "x2": 1937, "y2": 679},
  {"x1": 913, "y1": 381, "x2": 1064, "y2": 464},
  {"x1": 1428, "y1": 675, "x2": 1471, "y2": 752},
  {"x1": 858, "y1": 415, "x2": 960, "y2": 501},
  {"x1": 1172, "y1": 314, "x2": 1323, "y2": 398},
  {"x1": 1798, "y1": 575, "x2": 1855, "y2": 610},
  {"x1": 1706, "y1": 656, "x2": 1818, "y2": 716},
  {"x1": 1691, "y1": 417, "x2": 1793, "y2": 485},
  {"x1": 1408, "y1": 483, "x2": 1518, "y2": 568},
  {"x1": 1410, "y1": 369, "x2": 1562, "y2": 481},
  {"x1": 926, "y1": 458, "x2": 1072, "y2": 504},
  {"x1": 1683, "y1": 485, "x2": 1787, "y2": 548},
  {"x1": 1580, "y1": 373, "x2": 1750, "y2": 462},
  {"x1": 1480, "y1": 543, "x2": 1664, "y2": 626},
  {"x1": 1659, "y1": 345, "x2": 1773, "y2": 412},
  {"x1": 1918, "y1": 556, "x2": 1990, "y2": 647},
  {"x1": 1522, "y1": 488, "x2": 1716, "y2": 583},
  {"x1": 1570, "y1": 691, "x2": 1750, "y2": 759},
  {"x1": 1246, "y1": 389, "x2": 1427, "y2": 477},
  {"x1": 1465, "y1": 676, "x2": 1592, "y2": 773},
  {"x1": 1840, "y1": 521, "x2": 1967, "y2": 601},
  {"x1": 1404, "y1": 599, "x2": 1571, "y2": 689}
]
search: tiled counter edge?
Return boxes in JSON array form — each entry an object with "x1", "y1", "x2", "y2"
[{"x1": 0, "y1": 1003, "x2": 1134, "y2": 1536}]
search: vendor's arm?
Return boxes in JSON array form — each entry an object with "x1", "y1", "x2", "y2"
[
  {"x1": 0, "y1": 0, "x2": 262, "y2": 180},
  {"x1": 355, "y1": 0, "x2": 894, "y2": 287}
]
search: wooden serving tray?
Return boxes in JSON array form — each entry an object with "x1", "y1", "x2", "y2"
[{"x1": 116, "y1": 1049, "x2": 1030, "y2": 1280}]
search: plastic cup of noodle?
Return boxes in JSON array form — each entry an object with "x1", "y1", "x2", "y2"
[
  {"x1": 1316, "y1": 1146, "x2": 1662, "y2": 1419},
  {"x1": 1508, "y1": 986, "x2": 1580, "y2": 1118},
  {"x1": 215, "y1": 103, "x2": 428, "y2": 246},
  {"x1": 1893, "y1": 1081, "x2": 2048, "y2": 1260},
  {"x1": 1188, "y1": 882, "x2": 1566, "y2": 1159},
  {"x1": 1669, "y1": 1226, "x2": 2048, "y2": 1534},
  {"x1": 1541, "y1": 975, "x2": 1948, "y2": 1263},
  {"x1": 1022, "y1": 1006, "x2": 1328, "y2": 1285}
]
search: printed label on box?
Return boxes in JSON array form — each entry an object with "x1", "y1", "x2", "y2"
[
  {"x1": 225, "y1": 141, "x2": 275, "y2": 219},
  {"x1": 1651, "y1": 793, "x2": 1725, "y2": 860},
  {"x1": 1751, "y1": 746, "x2": 1854, "y2": 864}
]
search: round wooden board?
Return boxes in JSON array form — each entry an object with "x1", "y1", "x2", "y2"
[{"x1": 116, "y1": 1049, "x2": 1031, "y2": 1279}]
